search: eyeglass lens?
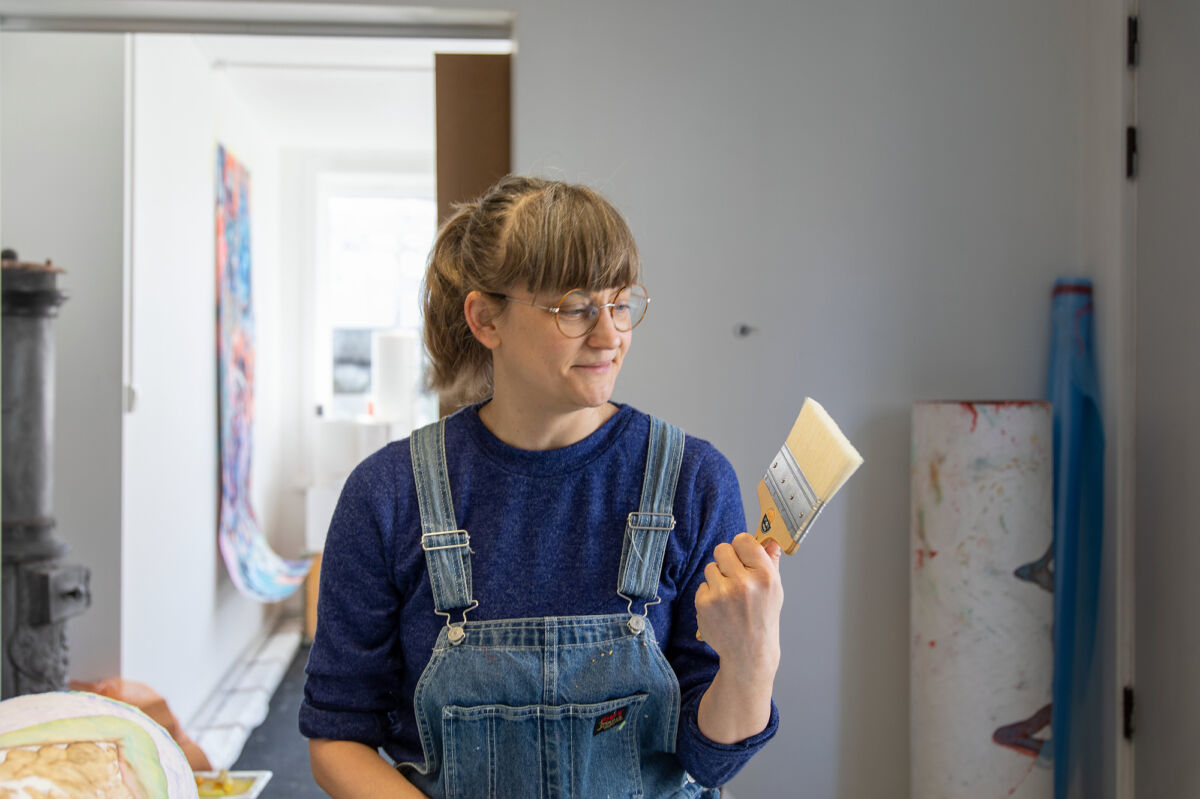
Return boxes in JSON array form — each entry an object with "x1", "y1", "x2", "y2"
[{"x1": 556, "y1": 285, "x2": 649, "y2": 337}]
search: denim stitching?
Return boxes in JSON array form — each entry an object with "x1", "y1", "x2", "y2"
[
  {"x1": 617, "y1": 417, "x2": 683, "y2": 603},
  {"x1": 413, "y1": 420, "x2": 475, "y2": 614}
]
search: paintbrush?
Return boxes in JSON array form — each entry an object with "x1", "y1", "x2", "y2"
[
  {"x1": 754, "y1": 397, "x2": 863, "y2": 555},
  {"x1": 695, "y1": 398, "x2": 863, "y2": 642}
]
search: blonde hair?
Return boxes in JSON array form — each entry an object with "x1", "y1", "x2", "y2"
[{"x1": 423, "y1": 175, "x2": 641, "y2": 405}]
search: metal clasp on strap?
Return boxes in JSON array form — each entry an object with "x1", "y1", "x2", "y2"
[
  {"x1": 626, "y1": 512, "x2": 676, "y2": 532},
  {"x1": 421, "y1": 530, "x2": 472, "y2": 551},
  {"x1": 435, "y1": 600, "x2": 479, "y2": 645},
  {"x1": 422, "y1": 530, "x2": 475, "y2": 644},
  {"x1": 618, "y1": 591, "x2": 660, "y2": 634}
]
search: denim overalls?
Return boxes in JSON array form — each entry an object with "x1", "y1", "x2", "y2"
[{"x1": 398, "y1": 416, "x2": 719, "y2": 799}]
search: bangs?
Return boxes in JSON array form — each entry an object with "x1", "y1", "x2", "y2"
[{"x1": 498, "y1": 183, "x2": 641, "y2": 294}]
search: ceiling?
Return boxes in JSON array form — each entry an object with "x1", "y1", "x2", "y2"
[
  {"x1": 0, "y1": 1, "x2": 513, "y2": 38},
  {"x1": 0, "y1": 1, "x2": 513, "y2": 153},
  {"x1": 186, "y1": 34, "x2": 512, "y2": 152}
]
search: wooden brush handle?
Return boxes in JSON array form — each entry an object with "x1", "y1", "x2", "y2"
[{"x1": 755, "y1": 479, "x2": 799, "y2": 555}]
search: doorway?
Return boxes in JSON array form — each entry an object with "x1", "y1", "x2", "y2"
[{"x1": 0, "y1": 5, "x2": 512, "y2": 782}]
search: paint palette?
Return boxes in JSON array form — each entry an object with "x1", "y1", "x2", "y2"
[{"x1": 194, "y1": 769, "x2": 272, "y2": 798}]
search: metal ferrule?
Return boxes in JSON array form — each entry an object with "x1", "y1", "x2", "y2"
[{"x1": 764, "y1": 443, "x2": 822, "y2": 545}]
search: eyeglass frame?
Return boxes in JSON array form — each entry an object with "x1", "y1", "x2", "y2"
[{"x1": 486, "y1": 283, "x2": 650, "y2": 339}]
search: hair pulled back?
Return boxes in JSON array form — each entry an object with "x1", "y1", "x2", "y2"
[{"x1": 423, "y1": 175, "x2": 641, "y2": 404}]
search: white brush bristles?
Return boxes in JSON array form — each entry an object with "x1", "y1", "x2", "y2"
[{"x1": 786, "y1": 398, "x2": 864, "y2": 500}]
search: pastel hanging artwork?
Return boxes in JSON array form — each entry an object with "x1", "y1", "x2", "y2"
[{"x1": 216, "y1": 144, "x2": 311, "y2": 602}]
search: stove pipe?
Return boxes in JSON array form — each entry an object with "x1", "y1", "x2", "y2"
[{"x1": 1, "y1": 249, "x2": 91, "y2": 698}]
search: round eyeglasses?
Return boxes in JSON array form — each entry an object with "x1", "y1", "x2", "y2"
[{"x1": 491, "y1": 284, "x2": 650, "y2": 338}]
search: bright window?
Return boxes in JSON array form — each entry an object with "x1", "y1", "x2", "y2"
[{"x1": 315, "y1": 174, "x2": 437, "y2": 425}]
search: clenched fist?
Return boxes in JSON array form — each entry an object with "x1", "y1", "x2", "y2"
[{"x1": 695, "y1": 532, "x2": 784, "y2": 676}]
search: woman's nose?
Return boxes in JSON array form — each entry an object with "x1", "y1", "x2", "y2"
[{"x1": 587, "y1": 305, "x2": 623, "y2": 346}]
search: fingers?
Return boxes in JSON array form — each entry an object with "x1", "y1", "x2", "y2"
[
  {"x1": 710, "y1": 533, "x2": 778, "y2": 580},
  {"x1": 711, "y1": 541, "x2": 741, "y2": 577},
  {"x1": 731, "y1": 532, "x2": 775, "y2": 571},
  {"x1": 694, "y1": 532, "x2": 785, "y2": 667},
  {"x1": 701, "y1": 533, "x2": 782, "y2": 599},
  {"x1": 704, "y1": 560, "x2": 724, "y2": 585}
]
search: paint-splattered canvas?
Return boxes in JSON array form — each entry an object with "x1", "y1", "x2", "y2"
[
  {"x1": 910, "y1": 401, "x2": 1053, "y2": 798},
  {"x1": 216, "y1": 144, "x2": 311, "y2": 602}
]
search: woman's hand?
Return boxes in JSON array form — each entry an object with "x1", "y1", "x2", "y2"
[
  {"x1": 694, "y1": 532, "x2": 784, "y2": 743},
  {"x1": 695, "y1": 532, "x2": 784, "y2": 673}
]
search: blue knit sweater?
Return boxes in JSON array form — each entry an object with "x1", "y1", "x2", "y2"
[{"x1": 300, "y1": 403, "x2": 778, "y2": 788}]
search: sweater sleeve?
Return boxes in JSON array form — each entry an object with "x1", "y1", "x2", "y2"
[
  {"x1": 668, "y1": 443, "x2": 780, "y2": 788},
  {"x1": 299, "y1": 449, "x2": 407, "y2": 747}
]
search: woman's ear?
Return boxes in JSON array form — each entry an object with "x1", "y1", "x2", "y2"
[{"x1": 464, "y1": 291, "x2": 503, "y2": 350}]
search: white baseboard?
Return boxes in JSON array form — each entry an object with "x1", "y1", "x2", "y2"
[{"x1": 185, "y1": 616, "x2": 303, "y2": 770}]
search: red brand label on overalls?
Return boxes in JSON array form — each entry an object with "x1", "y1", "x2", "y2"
[{"x1": 593, "y1": 706, "x2": 628, "y2": 735}]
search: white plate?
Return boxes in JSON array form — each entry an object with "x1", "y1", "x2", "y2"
[{"x1": 194, "y1": 770, "x2": 272, "y2": 798}]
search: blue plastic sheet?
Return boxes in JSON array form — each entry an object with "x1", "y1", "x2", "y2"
[{"x1": 1046, "y1": 278, "x2": 1105, "y2": 798}]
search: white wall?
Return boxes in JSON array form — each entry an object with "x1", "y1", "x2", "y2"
[
  {"x1": 1135, "y1": 1, "x2": 1200, "y2": 795},
  {"x1": 0, "y1": 2, "x2": 1141, "y2": 796},
  {"x1": 120, "y1": 33, "x2": 286, "y2": 724},
  {"x1": 0, "y1": 24, "x2": 416, "y2": 726},
  {"x1": 1080, "y1": 0, "x2": 1137, "y2": 794},
  {"x1": 0, "y1": 32, "x2": 127, "y2": 683},
  {"x1": 0, "y1": 29, "x2": 292, "y2": 723},
  {"x1": 493, "y1": 2, "x2": 1095, "y2": 796}
]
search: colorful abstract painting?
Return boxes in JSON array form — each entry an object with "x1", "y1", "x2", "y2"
[{"x1": 217, "y1": 144, "x2": 311, "y2": 602}]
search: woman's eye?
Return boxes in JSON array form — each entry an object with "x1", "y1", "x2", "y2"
[{"x1": 559, "y1": 306, "x2": 590, "y2": 319}]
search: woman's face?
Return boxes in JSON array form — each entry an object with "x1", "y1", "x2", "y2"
[{"x1": 489, "y1": 286, "x2": 632, "y2": 416}]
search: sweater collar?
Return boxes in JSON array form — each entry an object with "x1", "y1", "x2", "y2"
[{"x1": 459, "y1": 401, "x2": 635, "y2": 476}]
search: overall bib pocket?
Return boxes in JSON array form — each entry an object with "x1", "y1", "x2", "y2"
[{"x1": 441, "y1": 693, "x2": 649, "y2": 799}]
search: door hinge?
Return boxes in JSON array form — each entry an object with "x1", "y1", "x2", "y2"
[
  {"x1": 1126, "y1": 126, "x2": 1138, "y2": 180},
  {"x1": 1123, "y1": 685, "x2": 1135, "y2": 740},
  {"x1": 1127, "y1": 16, "x2": 1139, "y2": 68}
]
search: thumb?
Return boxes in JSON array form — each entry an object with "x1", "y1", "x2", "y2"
[{"x1": 763, "y1": 539, "x2": 784, "y2": 563}]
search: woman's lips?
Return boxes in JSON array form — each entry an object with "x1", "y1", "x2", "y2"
[{"x1": 575, "y1": 361, "x2": 613, "y2": 372}]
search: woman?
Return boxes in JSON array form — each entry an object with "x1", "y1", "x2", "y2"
[{"x1": 301, "y1": 176, "x2": 783, "y2": 798}]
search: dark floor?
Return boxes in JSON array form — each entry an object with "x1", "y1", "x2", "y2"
[{"x1": 232, "y1": 643, "x2": 326, "y2": 798}]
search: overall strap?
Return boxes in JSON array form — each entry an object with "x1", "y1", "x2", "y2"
[
  {"x1": 410, "y1": 419, "x2": 476, "y2": 622},
  {"x1": 617, "y1": 416, "x2": 685, "y2": 611}
]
